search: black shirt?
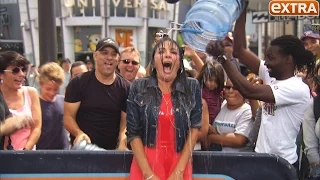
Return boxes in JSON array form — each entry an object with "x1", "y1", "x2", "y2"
[{"x1": 65, "y1": 70, "x2": 131, "y2": 149}]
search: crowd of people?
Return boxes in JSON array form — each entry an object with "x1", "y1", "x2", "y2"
[{"x1": 1, "y1": 4, "x2": 320, "y2": 180}]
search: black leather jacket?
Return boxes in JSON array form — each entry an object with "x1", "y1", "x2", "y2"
[{"x1": 126, "y1": 76, "x2": 202, "y2": 152}]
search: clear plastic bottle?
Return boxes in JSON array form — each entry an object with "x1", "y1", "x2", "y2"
[
  {"x1": 71, "y1": 140, "x2": 106, "y2": 151},
  {"x1": 181, "y1": 0, "x2": 245, "y2": 52}
]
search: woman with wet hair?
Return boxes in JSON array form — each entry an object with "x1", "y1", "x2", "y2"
[
  {"x1": 126, "y1": 37, "x2": 202, "y2": 180},
  {"x1": 0, "y1": 51, "x2": 41, "y2": 150}
]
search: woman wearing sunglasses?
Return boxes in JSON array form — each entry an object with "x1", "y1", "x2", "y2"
[
  {"x1": 0, "y1": 51, "x2": 41, "y2": 150},
  {"x1": 207, "y1": 79, "x2": 253, "y2": 152}
]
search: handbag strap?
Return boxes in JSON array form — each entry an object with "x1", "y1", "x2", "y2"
[{"x1": 6, "y1": 136, "x2": 14, "y2": 150}]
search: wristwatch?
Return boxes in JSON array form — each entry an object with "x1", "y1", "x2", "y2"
[{"x1": 216, "y1": 55, "x2": 227, "y2": 64}]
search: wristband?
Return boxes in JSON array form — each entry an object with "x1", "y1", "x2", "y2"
[
  {"x1": 216, "y1": 55, "x2": 227, "y2": 64},
  {"x1": 146, "y1": 174, "x2": 154, "y2": 180},
  {"x1": 175, "y1": 169, "x2": 183, "y2": 175}
]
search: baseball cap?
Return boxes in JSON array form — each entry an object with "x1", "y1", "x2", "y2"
[
  {"x1": 300, "y1": 31, "x2": 320, "y2": 41},
  {"x1": 95, "y1": 37, "x2": 119, "y2": 53}
]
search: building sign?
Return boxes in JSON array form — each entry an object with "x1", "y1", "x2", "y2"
[
  {"x1": 116, "y1": 29, "x2": 133, "y2": 48},
  {"x1": 0, "y1": 0, "x2": 17, "y2": 4},
  {"x1": 64, "y1": 0, "x2": 168, "y2": 11},
  {"x1": 312, "y1": 24, "x2": 320, "y2": 33},
  {"x1": 252, "y1": 11, "x2": 269, "y2": 24},
  {"x1": 64, "y1": 0, "x2": 95, "y2": 8},
  {"x1": 252, "y1": 10, "x2": 318, "y2": 24},
  {"x1": 0, "y1": 40, "x2": 24, "y2": 54}
]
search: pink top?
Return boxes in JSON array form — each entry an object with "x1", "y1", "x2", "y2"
[{"x1": 4, "y1": 86, "x2": 33, "y2": 150}]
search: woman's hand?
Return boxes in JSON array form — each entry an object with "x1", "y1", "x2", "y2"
[
  {"x1": 183, "y1": 45, "x2": 197, "y2": 58},
  {"x1": 151, "y1": 175, "x2": 160, "y2": 180},
  {"x1": 0, "y1": 115, "x2": 34, "y2": 136},
  {"x1": 144, "y1": 173, "x2": 160, "y2": 180},
  {"x1": 167, "y1": 170, "x2": 184, "y2": 180},
  {"x1": 14, "y1": 115, "x2": 33, "y2": 129}
]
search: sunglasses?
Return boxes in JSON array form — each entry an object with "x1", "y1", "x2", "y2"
[
  {"x1": 4, "y1": 67, "x2": 27, "y2": 74},
  {"x1": 121, "y1": 59, "x2": 139, "y2": 66},
  {"x1": 224, "y1": 86, "x2": 238, "y2": 91}
]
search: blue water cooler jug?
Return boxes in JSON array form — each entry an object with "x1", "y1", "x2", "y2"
[{"x1": 181, "y1": 0, "x2": 246, "y2": 52}]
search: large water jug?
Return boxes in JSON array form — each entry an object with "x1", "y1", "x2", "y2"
[
  {"x1": 181, "y1": 0, "x2": 245, "y2": 52},
  {"x1": 71, "y1": 140, "x2": 106, "y2": 151}
]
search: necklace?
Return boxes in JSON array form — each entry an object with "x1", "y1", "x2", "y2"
[
  {"x1": 162, "y1": 94, "x2": 171, "y2": 106},
  {"x1": 161, "y1": 93, "x2": 177, "y2": 130}
]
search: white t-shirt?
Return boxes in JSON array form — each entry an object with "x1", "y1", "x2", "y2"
[
  {"x1": 214, "y1": 101, "x2": 253, "y2": 152},
  {"x1": 255, "y1": 60, "x2": 311, "y2": 164}
]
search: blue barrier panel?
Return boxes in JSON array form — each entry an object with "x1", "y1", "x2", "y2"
[{"x1": 0, "y1": 151, "x2": 297, "y2": 180}]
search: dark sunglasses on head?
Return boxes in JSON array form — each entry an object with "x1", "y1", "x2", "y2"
[
  {"x1": 4, "y1": 67, "x2": 27, "y2": 74},
  {"x1": 224, "y1": 86, "x2": 238, "y2": 91},
  {"x1": 121, "y1": 59, "x2": 139, "y2": 66}
]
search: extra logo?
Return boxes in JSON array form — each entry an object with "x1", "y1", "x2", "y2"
[{"x1": 269, "y1": 0, "x2": 319, "y2": 16}]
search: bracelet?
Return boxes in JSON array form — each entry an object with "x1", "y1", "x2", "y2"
[
  {"x1": 216, "y1": 55, "x2": 227, "y2": 64},
  {"x1": 175, "y1": 169, "x2": 183, "y2": 175},
  {"x1": 146, "y1": 174, "x2": 154, "y2": 180}
]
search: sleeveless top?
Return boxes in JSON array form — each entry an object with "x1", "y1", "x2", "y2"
[{"x1": 4, "y1": 86, "x2": 34, "y2": 150}]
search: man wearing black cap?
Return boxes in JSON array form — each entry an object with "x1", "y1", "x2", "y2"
[
  {"x1": 301, "y1": 30, "x2": 320, "y2": 65},
  {"x1": 64, "y1": 37, "x2": 131, "y2": 150}
]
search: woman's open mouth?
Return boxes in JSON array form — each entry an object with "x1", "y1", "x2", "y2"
[{"x1": 163, "y1": 61, "x2": 172, "y2": 74}]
